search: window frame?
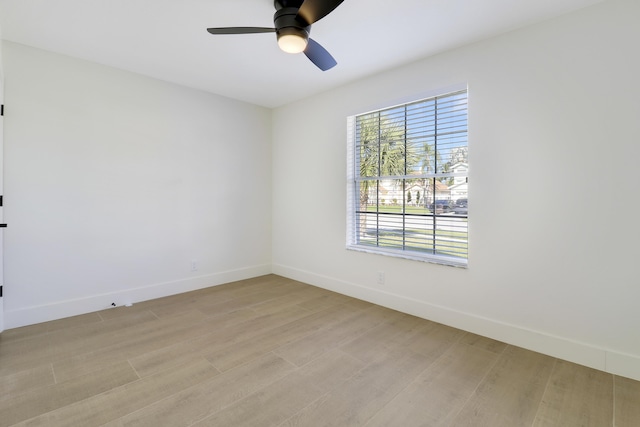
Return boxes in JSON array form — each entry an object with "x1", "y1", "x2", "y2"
[{"x1": 346, "y1": 88, "x2": 469, "y2": 268}]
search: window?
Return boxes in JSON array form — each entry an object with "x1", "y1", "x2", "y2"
[{"x1": 346, "y1": 89, "x2": 468, "y2": 267}]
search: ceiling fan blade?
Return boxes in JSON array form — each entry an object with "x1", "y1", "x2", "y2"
[
  {"x1": 207, "y1": 27, "x2": 276, "y2": 35},
  {"x1": 297, "y1": 0, "x2": 344, "y2": 24},
  {"x1": 304, "y1": 38, "x2": 337, "y2": 71}
]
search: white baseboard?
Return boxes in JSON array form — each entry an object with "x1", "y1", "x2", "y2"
[
  {"x1": 5, "y1": 264, "x2": 272, "y2": 330},
  {"x1": 272, "y1": 263, "x2": 640, "y2": 382}
]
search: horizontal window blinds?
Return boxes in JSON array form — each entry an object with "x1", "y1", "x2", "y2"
[{"x1": 347, "y1": 89, "x2": 468, "y2": 266}]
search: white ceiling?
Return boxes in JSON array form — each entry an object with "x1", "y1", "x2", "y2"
[{"x1": 0, "y1": 0, "x2": 602, "y2": 108}]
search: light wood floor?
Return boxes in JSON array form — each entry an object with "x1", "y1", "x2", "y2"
[{"x1": 1, "y1": 275, "x2": 638, "y2": 426}]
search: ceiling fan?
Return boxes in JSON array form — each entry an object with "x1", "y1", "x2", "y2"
[{"x1": 207, "y1": 0, "x2": 344, "y2": 71}]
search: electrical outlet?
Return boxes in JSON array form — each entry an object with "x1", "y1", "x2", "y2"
[
  {"x1": 190, "y1": 260, "x2": 198, "y2": 272},
  {"x1": 377, "y1": 271, "x2": 385, "y2": 285}
]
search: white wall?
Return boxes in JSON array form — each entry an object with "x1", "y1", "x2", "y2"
[
  {"x1": 2, "y1": 42, "x2": 273, "y2": 328},
  {"x1": 272, "y1": 0, "x2": 640, "y2": 380},
  {"x1": 3, "y1": 0, "x2": 639, "y2": 382}
]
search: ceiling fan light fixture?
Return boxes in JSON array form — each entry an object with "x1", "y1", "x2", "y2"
[
  {"x1": 277, "y1": 33, "x2": 308, "y2": 53},
  {"x1": 206, "y1": 0, "x2": 343, "y2": 69}
]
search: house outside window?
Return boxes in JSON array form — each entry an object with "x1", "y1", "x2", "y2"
[{"x1": 346, "y1": 89, "x2": 468, "y2": 267}]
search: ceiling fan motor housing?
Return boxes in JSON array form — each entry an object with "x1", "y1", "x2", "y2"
[{"x1": 274, "y1": 7, "x2": 310, "y2": 42}]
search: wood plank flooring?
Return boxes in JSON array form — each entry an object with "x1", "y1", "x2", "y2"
[{"x1": 1, "y1": 274, "x2": 638, "y2": 426}]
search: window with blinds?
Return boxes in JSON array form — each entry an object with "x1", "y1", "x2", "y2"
[{"x1": 346, "y1": 89, "x2": 468, "y2": 267}]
